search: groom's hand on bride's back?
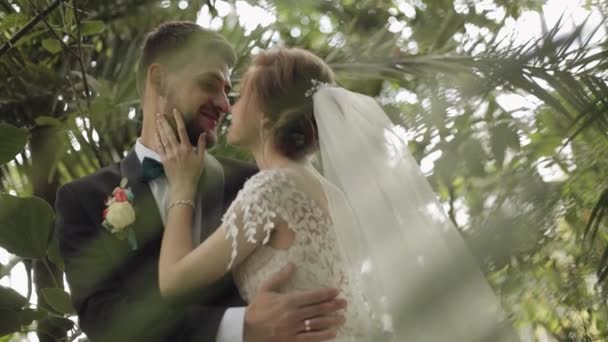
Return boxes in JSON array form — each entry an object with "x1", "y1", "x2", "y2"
[{"x1": 243, "y1": 263, "x2": 347, "y2": 342}]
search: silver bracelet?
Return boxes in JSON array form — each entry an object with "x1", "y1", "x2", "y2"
[{"x1": 167, "y1": 199, "x2": 195, "y2": 211}]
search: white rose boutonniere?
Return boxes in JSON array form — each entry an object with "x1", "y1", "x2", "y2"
[{"x1": 102, "y1": 178, "x2": 138, "y2": 250}]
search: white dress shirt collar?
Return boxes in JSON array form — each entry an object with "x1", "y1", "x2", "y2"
[
  {"x1": 134, "y1": 137, "x2": 202, "y2": 164},
  {"x1": 134, "y1": 138, "x2": 161, "y2": 163}
]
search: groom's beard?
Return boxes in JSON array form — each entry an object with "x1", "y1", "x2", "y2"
[{"x1": 162, "y1": 89, "x2": 216, "y2": 148}]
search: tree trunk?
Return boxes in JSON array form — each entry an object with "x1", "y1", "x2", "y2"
[{"x1": 29, "y1": 126, "x2": 67, "y2": 342}]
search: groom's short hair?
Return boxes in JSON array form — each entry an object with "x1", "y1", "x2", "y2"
[{"x1": 137, "y1": 21, "x2": 237, "y2": 95}]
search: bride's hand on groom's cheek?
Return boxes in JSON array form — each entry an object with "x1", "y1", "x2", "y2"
[
  {"x1": 156, "y1": 109, "x2": 206, "y2": 201},
  {"x1": 244, "y1": 263, "x2": 347, "y2": 342}
]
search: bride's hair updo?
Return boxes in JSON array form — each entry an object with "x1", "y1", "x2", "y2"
[{"x1": 246, "y1": 48, "x2": 335, "y2": 160}]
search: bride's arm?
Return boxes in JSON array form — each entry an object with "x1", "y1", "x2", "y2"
[
  {"x1": 158, "y1": 202, "x2": 260, "y2": 298},
  {"x1": 155, "y1": 110, "x2": 265, "y2": 298}
]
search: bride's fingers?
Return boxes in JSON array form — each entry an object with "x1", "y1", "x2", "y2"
[
  {"x1": 156, "y1": 94, "x2": 168, "y2": 115},
  {"x1": 173, "y1": 108, "x2": 189, "y2": 145},
  {"x1": 155, "y1": 130, "x2": 166, "y2": 156},
  {"x1": 197, "y1": 133, "x2": 207, "y2": 160},
  {"x1": 157, "y1": 113, "x2": 178, "y2": 149},
  {"x1": 156, "y1": 116, "x2": 170, "y2": 152}
]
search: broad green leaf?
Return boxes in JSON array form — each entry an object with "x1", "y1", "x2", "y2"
[
  {"x1": 39, "y1": 316, "x2": 74, "y2": 331},
  {"x1": 41, "y1": 288, "x2": 74, "y2": 315},
  {"x1": 18, "y1": 308, "x2": 48, "y2": 326},
  {"x1": 0, "y1": 287, "x2": 27, "y2": 336},
  {"x1": 41, "y1": 38, "x2": 62, "y2": 54},
  {"x1": 80, "y1": 21, "x2": 105, "y2": 36},
  {"x1": 0, "y1": 309, "x2": 21, "y2": 336},
  {"x1": 0, "y1": 195, "x2": 54, "y2": 258},
  {"x1": 35, "y1": 116, "x2": 62, "y2": 127},
  {"x1": 0, "y1": 286, "x2": 27, "y2": 310},
  {"x1": 0, "y1": 123, "x2": 28, "y2": 165}
]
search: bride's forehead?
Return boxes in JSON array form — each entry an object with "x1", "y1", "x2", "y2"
[
  {"x1": 237, "y1": 70, "x2": 256, "y2": 92},
  {"x1": 243, "y1": 66, "x2": 265, "y2": 86}
]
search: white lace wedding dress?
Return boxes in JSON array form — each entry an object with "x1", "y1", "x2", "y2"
[
  {"x1": 222, "y1": 167, "x2": 382, "y2": 341},
  {"x1": 217, "y1": 85, "x2": 520, "y2": 342}
]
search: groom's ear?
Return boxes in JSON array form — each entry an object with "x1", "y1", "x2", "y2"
[{"x1": 148, "y1": 63, "x2": 167, "y2": 95}]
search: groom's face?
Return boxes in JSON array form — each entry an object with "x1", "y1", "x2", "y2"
[{"x1": 160, "y1": 56, "x2": 232, "y2": 148}]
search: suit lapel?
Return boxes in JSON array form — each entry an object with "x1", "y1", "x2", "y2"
[
  {"x1": 120, "y1": 150, "x2": 163, "y2": 251},
  {"x1": 118, "y1": 148, "x2": 225, "y2": 249},
  {"x1": 194, "y1": 152, "x2": 225, "y2": 245}
]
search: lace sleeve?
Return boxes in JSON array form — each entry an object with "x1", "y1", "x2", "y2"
[{"x1": 222, "y1": 169, "x2": 289, "y2": 270}]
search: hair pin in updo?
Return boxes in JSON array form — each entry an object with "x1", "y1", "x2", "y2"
[{"x1": 305, "y1": 79, "x2": 336, "y2": 98}]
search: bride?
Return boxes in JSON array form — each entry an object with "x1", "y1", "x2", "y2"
[{"x1": 155, "y1": 47, "x2": 519, "y2": 341}]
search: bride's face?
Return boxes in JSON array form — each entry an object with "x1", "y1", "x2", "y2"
[{"x1": 227, "y1": 71, "x2": 264, "y2": 148}]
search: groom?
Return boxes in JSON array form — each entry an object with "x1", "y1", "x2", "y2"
[{"x1": 55, "y1": 21, "x2": 346, "y2": 341}]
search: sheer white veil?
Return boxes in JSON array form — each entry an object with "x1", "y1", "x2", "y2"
[{"x1": 310, "y1": 84, "x2": 520, "y2": 342}]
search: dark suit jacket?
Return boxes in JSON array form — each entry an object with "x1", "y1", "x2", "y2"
[{"x1": 55, "y1": 150, "x2": 257, "y2": 341}]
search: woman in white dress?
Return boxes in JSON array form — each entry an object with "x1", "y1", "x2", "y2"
[{"x1": 156, "y1": 47, "x2": 519, "y2": 341}]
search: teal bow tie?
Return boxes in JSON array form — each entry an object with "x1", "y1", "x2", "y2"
[{"x1": 141, "y1": 157, "x2": 164, "y2": 183}]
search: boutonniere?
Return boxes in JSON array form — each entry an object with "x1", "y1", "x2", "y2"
[{"x1": 102, "y1": 177, "x2": 138, "y2": 250}]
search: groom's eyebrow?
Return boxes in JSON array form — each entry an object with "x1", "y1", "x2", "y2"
[{"x1": 196, "y1": 71, "x2": 232, "y2": 93}]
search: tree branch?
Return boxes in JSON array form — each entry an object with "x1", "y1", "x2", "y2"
[
  {"x1": 28, "y1": 0, "x2": 79, "y2": 59},
  {"x1": 447, "y1": 184, "x2": 459, "y2": 229},
  {"x1": 73, "y1": 0, "x2": 91, "y2": 108},
  {"x1": 72, "y1": 0, "x2": 107, "y2": 167},
  {"x1": 0, "y1": 0, "x2": 64, "y2": 57}
]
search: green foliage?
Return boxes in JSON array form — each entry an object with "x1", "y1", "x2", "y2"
[
  {"x1": 41, "y1": 288, "x2": 75, "y2": 315},
  {"x1": 0, "y1": 123, "x2": 28, "y2": 165},
  {"x1": 0, "y1": 286, "x2": 28, "y2": 335},
  {"x1": 79, "y1": 20, "x2": 105, "y2": 36},
  {"x1": 0, "y1": 194, "x2": 54, "y2": 258},
  {"x1": 0, "y1": 0, "x2": 607, "y2": 340},
  {"x1": 41, "y1": 38, "x2": 61, "y2": 54}
]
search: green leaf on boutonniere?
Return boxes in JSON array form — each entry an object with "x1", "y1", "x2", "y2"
[{"x1": 114, "y1": 228, "x2": 129, "y2": 240}]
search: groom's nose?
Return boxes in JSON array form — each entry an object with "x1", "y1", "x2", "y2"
[{"x1": 210, "y1": 90, "x2": 230, "y2": 114}]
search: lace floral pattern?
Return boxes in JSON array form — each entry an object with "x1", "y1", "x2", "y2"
[{"x1": 222, "y1": 168, "x2": 374, "y2": 339}]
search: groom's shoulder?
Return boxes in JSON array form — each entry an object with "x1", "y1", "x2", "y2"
[
  {"x1": 57, "y1": 162, "x2": 122, "y2": 202},
  {"x1": 216, "y1": 155, "x2": 258, "y2": 178}
]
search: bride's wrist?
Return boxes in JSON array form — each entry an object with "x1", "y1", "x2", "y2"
[
  {"x1": 167, "y1": 199, "x2": 195, "y2": 212},
  {"x1": 169, "y1": 189, "x2": 196, "y2": 203}
]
